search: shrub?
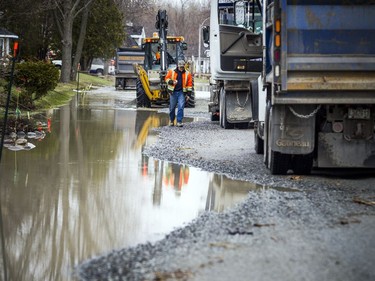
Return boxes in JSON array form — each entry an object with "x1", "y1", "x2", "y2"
[
  {"x1": 0, "y1": 78, "x2": 6, "y2": 107},
  {"x1": 14, "y1": 61, "x2": 59, "y2": 102}
]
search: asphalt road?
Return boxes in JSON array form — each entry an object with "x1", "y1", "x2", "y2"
[{"x1": 76, "y1": 91, "x2": 375, "y2": 281}]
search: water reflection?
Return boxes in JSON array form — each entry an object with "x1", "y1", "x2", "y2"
[
  {"x1": 206, "y1": 175, "x2": 261, "y2": 212},
  {"x1": 0, "y1": 88, "x2": 258, "y2": 280}
]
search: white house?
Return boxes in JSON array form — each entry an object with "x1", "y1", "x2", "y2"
[
  {"x1": 124, "y1": 23, "x2": 145, "y2": 47},
  {"x1": 0, "y1": 28, "x2": 18, "y2": 58}
]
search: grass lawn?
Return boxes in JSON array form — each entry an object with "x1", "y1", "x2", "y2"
[
  {"x1": 0, "y1": 73, "x2": 115, "y2": 133},
  {"x1": 35, "y1": 73, "x2": 114, "y2": 109}
]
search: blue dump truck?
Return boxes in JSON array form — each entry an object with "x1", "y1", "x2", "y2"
[{"x1": 254, "y1": 0, "x2": 375, "y2": 174}]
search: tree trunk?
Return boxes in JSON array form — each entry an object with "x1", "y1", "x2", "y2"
[
  {"x1": 60, "y1": 0, "x2": 74, "y2": 83},
  {"x1": 56, "y1": 0, "x2": 94, "y2": 83},
  {"x1": 71, "y1": 0, "x2": 91, "y2": 81},
  {"x1": 60, "y1": 21, "x2": 73, "y2": 82}
]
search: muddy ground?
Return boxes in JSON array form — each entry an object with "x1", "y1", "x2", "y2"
[{"x1": 76, "y1": 91, "x2": 375, "y2": 281}]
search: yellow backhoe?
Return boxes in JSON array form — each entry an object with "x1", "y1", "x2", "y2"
[{"x1": 133, "y1": 10, "x2": 195, "y2": 108}]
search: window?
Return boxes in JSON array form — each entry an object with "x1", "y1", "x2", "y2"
[{"x1": 218, "y1": 0, "x2": 262, "y2": 33}]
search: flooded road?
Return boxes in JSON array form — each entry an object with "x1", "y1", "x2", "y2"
[{"x1": 0, "y1": 86, "x2": 259, "y2": 280}]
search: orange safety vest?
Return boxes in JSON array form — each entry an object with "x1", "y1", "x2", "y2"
[{"x1": 165, "y1": 69, "x2": 193, "y2": 93}]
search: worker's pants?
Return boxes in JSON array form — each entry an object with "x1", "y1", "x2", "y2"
[{"x1": 169, "y1": 90, "x2": 185, "y2": 123}]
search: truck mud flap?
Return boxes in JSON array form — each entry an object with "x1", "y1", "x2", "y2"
[
  {"x1": 116, "y1": 77, "x2": 137, "y2": 90},
  {"x1": 225, "y1": 91, "x2": 252, "y2": 123},
  {"x1": 271, "y1": 104, "x2": 316, "y2": 155},
  {"x1": 124, "y1": 78, "x2": 137, "y2": 89}
]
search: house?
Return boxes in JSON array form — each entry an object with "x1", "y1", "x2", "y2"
[
  {"x1": 124, "y1": 23, "x2": 145, "y2": 47},
  {"x1": 0, "y1": 28, "x2": 18, "y2": 58}
]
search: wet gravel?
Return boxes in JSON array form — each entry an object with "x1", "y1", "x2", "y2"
[{"x1": 76, "y1": 94, "x2": 375, "y2": 281}]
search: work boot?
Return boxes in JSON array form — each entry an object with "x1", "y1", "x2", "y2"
[{"x1": 176, "y1": 122, "x2": 183, "y2": 127}]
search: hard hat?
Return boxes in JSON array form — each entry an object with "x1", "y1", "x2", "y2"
[{"x1": 178, "y1": 60, "x2": 185, "y2": 67}]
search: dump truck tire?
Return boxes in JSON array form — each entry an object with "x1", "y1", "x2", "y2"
[
  {"x1": 185, "y1": 91, "x2": 195, "y2": 108},
  {"x1": 219, "y1": 88, "x2": 234, "y2": 129},
  {"x1": 185, "y1": 78, "x2": 195, "y2": 108}
]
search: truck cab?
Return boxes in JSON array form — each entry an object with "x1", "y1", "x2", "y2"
[
  {"x1": 205, "y1": 0, "x2": 263, "y2": 128},
  {"x1": 142, "y1": 34, "x2": 187, "y2": 72}
]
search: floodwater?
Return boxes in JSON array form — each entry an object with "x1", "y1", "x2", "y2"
[{"x1": 0, "y1": 86, "x2": 260, "y2": 281}]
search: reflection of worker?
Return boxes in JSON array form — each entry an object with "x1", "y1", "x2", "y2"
[
  {"x1": 172, "y1": 164, "x2": 182, "y2": 191},
  {"x1": 165, "y1": 60, "x2": 193, "y2": 127},
  {"x1": 163, "y1": 164, "x2": 190, "y2": 192}
]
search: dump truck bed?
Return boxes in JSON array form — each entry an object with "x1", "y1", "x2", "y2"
[
  {"x1": 279, "y1": 1, "x2": 375, "y2": 96},
  {"x1": 115, "y1": 47, "x2": 145, "y2": 89},
  {"x1": 116, "y1": 47, "x2": 144, "y2": 75}
]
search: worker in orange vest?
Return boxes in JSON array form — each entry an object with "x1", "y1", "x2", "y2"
[
  {"x1": 155, "y1": 47, "x2": 161, "y2": 64},
  {"x1": 165, "y1": 60, "x2": 193, "y2": 127}
]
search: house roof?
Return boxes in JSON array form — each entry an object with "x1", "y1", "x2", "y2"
[
  {"x1": 123, "y1": 25, "x2": 144, "y2": 47},
  {"x1": 0, "y1": 28, "x2": 18, "y2": 38},
  {"x1": 125, "y1": 25, "x2": 143, "y2": 36},
  {"x1": 124, "y1": 36, "x2": 139, "y2": 48}
]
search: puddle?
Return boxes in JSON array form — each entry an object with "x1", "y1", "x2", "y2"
[
  {"x1": 0, "y1": 110, "x2": 196, "y2": 280},
  {"x1": 6, "y1": 84, "x2": 370, "y2": 281},
  {"x1": 206, "y1": 175, "x2": 259, "y2": 212},
  {"x1": 0, "y1": 88, "x2": 272, "y2": 280}
]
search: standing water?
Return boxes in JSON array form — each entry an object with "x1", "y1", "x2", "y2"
[{"x1": 0, "y1": 86, "x2": 259, "y2": 280}]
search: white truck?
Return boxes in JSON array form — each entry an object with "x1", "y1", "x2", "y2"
[
  {"x1": 254, "y1": 0, "x2": 375, "y2": 174},
  {"x1": 203, "y1": 0, "x2": 263, "y2": 129},
  {"x1": 52, "y1": 58, "x2": 114, "y2": 75},
  {"x1": 88, "y1": 58, "x2": 115, "y2": 75}
]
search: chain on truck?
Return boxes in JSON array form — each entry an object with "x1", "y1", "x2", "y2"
[{"x1": 253, "y1": 0, "x2": 375, "y2": 175}]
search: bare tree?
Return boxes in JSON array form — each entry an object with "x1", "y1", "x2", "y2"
[
  {"x1": 164, "y1": 0, "x2": 210, "y2": 57},
  {"x1": 114, "y1": 0, "x2": 210, "y2": 57},
  {"x1": 115, "y1": 0, "x2": 158, "y2": 36},
  {"x1": 53, "y1": 0, "x2": 94, "y2": 83}
]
